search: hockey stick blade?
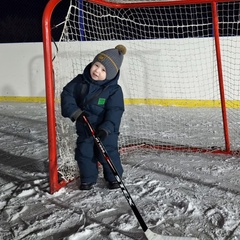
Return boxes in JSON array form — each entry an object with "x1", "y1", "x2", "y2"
[
  {"x1": 83, "y1": 116, "x2": 198, "y2": 240},
  {"x1": 145, "y1": 229, "x2": 198, "y2": 240}
]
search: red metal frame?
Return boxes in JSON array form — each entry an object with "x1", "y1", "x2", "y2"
[
  {"x1": 42, "y1": 0, "x2": 67, "y2": 193},
  {"x1": 120, "y1": 144, "x2": 235, "y2": 155},
  {"x1": 42, "y1": 0, "x2": 237, "y2": 193},
  {"x1": 211, "y1": 2, "x2": 231, "y2": 153},
  {"x1": 87, "y1": 0, "x2": 239, "y2": 8}
]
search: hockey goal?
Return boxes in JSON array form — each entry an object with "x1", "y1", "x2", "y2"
[{"x1": 42, "y1": 0, "x2": 240, "y2": 193}]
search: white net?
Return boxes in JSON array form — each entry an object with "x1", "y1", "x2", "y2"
[{"x1": 53, "y1": 0, "x2": 240, "y2": 181}]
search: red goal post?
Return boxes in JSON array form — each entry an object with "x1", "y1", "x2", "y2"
[{"x1": 42, "y1": 0, "x2": 240, "y2": 193}]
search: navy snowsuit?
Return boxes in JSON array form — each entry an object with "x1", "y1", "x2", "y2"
[{"x1": 61, "y1": 63, "x2": 124, "y2": 184}]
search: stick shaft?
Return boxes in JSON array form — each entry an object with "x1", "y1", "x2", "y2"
[{"x1": 83, "y1": 116, "x2": 148, "y2": 232}]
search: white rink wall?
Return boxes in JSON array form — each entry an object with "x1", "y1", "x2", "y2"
[
  {"x1": 0, "y1": 38, "x2": 240, "y2": 101},
  {"x1": 0, "y1": 43, "x2": 46, "y2": 98}
]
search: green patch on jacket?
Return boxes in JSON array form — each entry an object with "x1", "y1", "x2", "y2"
[{"x1": 98, "y1": 98, "x2": 106, "y2": 105}]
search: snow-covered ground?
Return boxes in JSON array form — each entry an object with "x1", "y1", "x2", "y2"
[{"x1": 1, "y1": 102, "x2": 240, "y2": 240}]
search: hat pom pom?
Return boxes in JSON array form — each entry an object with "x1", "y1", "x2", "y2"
[{"x1": 115, "y1": 45, "x2": 127, "y2": 55}]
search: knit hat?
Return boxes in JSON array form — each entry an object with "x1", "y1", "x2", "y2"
[{"x1": 92, "y1": 45, "x2": 127, "y2": 80}]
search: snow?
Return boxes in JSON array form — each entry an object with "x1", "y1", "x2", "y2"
[{"x1": 1, "y1": 102, "x2": 240, "y2": 240}]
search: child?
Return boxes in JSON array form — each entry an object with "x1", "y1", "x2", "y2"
[{"x1": 61, "y1": 45, "x2": 127, "y2": 190}]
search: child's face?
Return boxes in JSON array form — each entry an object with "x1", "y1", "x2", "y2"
[{"x1": 90, "y1": 62, "x2": 107, "y2": 81}]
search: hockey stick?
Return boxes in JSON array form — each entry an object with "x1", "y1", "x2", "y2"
[{"x1": 83, "y1": 116, "x2": 198, "y2": 240}]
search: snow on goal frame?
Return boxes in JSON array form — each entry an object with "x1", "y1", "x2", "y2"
[{"x1": 42, "y1": 0, "x2": 240, "y2": 193}]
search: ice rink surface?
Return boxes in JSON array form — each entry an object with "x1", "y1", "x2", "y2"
[{"x1": 1, "y1": 102, "x2": 240, "y2": 240}]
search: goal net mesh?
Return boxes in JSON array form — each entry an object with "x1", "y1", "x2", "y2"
[{"x1": 53, "y1": 0, "x2": 240, "y2": 181}]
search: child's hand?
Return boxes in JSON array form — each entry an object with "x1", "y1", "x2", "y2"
[
  {"x1": 96, "y1": 129, "x2": 108, "y2": 141},
  {"x1": 70, "y1": 109, "x2": 88, "y2": 122},
  {"x1": 78, "y1": 112, "x2": 89, "y2": 123}
]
